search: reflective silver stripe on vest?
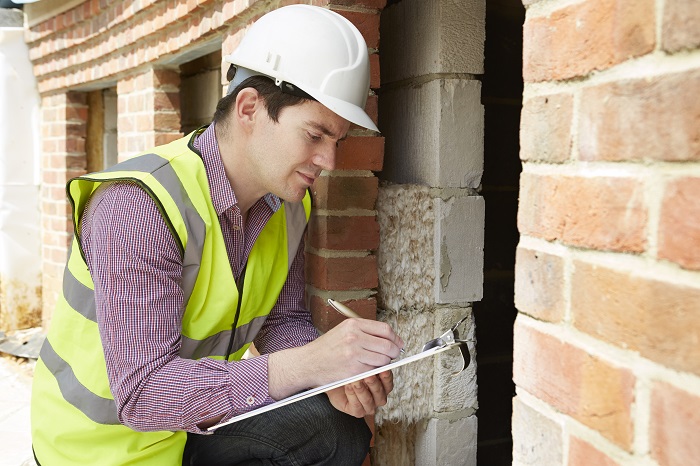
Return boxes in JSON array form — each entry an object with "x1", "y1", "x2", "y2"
[
  {"x1": 285, "y1": 200, "x2": 307, "y2": 270},
  {"x1": 63, "y1": 247, "x2": 98, "y2": 322},
  {"x1": 180, "y1": 314, "x2": 269, "y2": 359},
  {"x1": 101, "y1": 154, "x2": 205, "y2": 305},
  {"x1": 40, "y1": 339, "x2": 120, "y2": 425}
]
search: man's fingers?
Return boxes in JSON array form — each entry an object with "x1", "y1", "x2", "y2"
[
  {"x1": 344, "y1": 383, "x2": 368, "y2": 417},
  {"x1": 363, "y1": 375, "x2": 388, "y2": 407},
  {"x1": 348, "y1": 381, "x2": 377, "y2": 415},
  {"x1": 376, "y1": 370, "x2": 394, "y2": 395},
  {"x1": 354, "y1": 320, "x2": 405, "y2": 353}
]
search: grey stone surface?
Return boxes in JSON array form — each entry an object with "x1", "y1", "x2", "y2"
[
  {"x1": 415, "y1": 416, "x2": 478, "y2": 466},
  {"x1": 381, "y1": 0, "x2": 485, "y2": 82},
  {"x1": 380, "y1": 79, "x2": 484, "y2": 189},
  {"x1": 433, "y1": 308, "x2": 477, "y2": 413},
  {"x1": 434, "y1": 194, "x2": 484, "y2": 303}
]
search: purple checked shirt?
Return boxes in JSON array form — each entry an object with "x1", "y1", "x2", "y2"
[{"x1": 80, "y1": 124, "x2": 318, "y2": 434}]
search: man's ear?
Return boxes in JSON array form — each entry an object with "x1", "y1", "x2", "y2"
[{"x1": 234, "y1": 88, "x2": 262, "y2": 131}]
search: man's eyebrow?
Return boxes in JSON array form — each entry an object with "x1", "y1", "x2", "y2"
[{"x1": 305, "y1": 121, "x2": 345, "y2": 139}]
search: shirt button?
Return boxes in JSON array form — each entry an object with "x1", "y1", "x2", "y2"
[
  {"x1": 232, "y1": 224, "x2": 241, "y2": 231},
  {"x1": 246, "y1": 396, "x2": 255, "y2": 406}
]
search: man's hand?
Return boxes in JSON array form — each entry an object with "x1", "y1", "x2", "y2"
[
  {"x1": 326, "y1": 371, "x2": 394, "y2": 417},
  {"x1": 268, "y1": 318, "x2": 403, "y2": 401}
]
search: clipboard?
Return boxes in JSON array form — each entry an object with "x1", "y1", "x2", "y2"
[{"x1": 208, "y1": 320, "x2": 470, "y2": 431}]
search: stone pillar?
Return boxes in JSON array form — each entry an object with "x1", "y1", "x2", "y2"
[{"x1": 375, "y1": 0, "x2": 486, "y2": 464}]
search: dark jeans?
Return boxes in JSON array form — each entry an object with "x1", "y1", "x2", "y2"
[{"x1": 182, "y1": 395, "x2": 371, "y2": 466}]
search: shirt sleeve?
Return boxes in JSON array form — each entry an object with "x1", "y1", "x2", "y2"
[
  {"x1": 253, "y1": 234, "x2": 319, "y2": 355},
  {"x1": 81, "y1": 182, "x2": 275, "y2": 434}
]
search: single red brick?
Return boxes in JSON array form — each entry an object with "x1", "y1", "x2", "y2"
[
  {"x1": 153, "y1": 112, "x2": 181, "y2": 132},
  {"x1": 514, "y1": 319, "x2": 635, "y2": 450},
  {"x1": 579, "y1": 70, "x2": 700, "y2": 162},
  {"x1": 518, "y1": 173, "x2": 647, "y2": 253},
  {"x1": 333, "y1": 10, "x2": 379, "y2": 49},
  {"x1": 369, "y1": 53, "x2": 380, "y2": 90},
  {"x1": 336, "y1": 136, "x2": 384, "y2": 171},
  {"x1": 523, "y1": 0, "x2": 655, "y2": 82},
  {"x1": 571, "y1": 260, "x2": 700, "y2": 376},
  {"x1": 306, "y1": 253, "x2": 378, "y2": 290},
  {"x1": 308, "y1": 215, "x2": 380, "y2": 251},
  {"x1": 658, "y1": 177, "x2": 700, "y2": 270},
  {"x1": 650, "y1": 381, "x2": 700, "y2": 466},
  {"x1": 520, "y1": 93, "x2": 573, "y2": 163},
  {"x1": 514, "y1": 247, "x2": 565, "y2": 322},
  {"x1": 568, "y1": 436, "x2": 621, "y2": 466},
  {"x1": 312, "y1": 175, "x2": 379, "y2": 211},
  {"x1": 153, "y1": 91, "x2": 180, "y2": 112},
  {"x1": 364, "y1": 94, "x2": 378, "y2": 128},
  {"x1": 309, "y1": 295, "x2": 377, "y2": 332},
  {"x1": 154, "y1": 132, "x2": 183, "y2": 146}
]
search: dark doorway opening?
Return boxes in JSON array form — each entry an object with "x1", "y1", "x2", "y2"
[{"x1": 475, "y1": 1, "x2": 525, "y2": 464}]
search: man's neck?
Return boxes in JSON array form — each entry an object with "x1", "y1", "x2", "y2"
[{"x1": 214, "y1": 123, "x2": 262, "y2": 216}]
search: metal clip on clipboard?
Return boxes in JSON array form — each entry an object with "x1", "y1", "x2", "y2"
[{"x1": 420, "y1": 315, "x2": 471, "y2": 375}]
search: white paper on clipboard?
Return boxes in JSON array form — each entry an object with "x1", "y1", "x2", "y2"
[{"x1": 208, "y1": 342, "x2": 461, "y2": 431}]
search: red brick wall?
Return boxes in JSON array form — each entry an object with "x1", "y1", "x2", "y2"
[
  {"x1": 39, "y1": 92, "x2": 88, "y2": 324},
  {"x1": 117, "y1": 68, "x2": 182, "y2": 160},
  {"x1": 515, "y1": 0, "x2": 700, "y2": 464}
]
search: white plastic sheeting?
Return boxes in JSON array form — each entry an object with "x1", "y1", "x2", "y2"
[{"x1": 0, "y1": 26, "x2": 42, "y2": 329}]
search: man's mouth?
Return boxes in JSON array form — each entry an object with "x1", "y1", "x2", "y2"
[{"x1": 298, "y1": 172, "x2": 317, "y2": 185}]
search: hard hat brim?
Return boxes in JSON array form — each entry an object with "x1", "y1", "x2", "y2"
[{"x1": 306, "y1": 89, "x2": 379, "y2": 133}]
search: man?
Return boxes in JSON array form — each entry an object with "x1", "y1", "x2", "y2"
[{"x1": 31, "y1": 5, "x2": 403, "y2": 465}]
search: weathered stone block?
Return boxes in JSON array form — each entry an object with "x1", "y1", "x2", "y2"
[
  {"x1": 381, "y1": 0, "x2": 485, "y2": 82},
  {"x1": 415, "y1": 416, "x2": 478, "y2": 466},
  {"x1": 433, "y1": 308, "x2": 477, "y2": 413},
  {"x1": 434, "y1": 195, "x2": 484, "y2": 303},
  {"x1": 380, "y1": 79, "x2": 484, "y2": 189},
  {"x1": 377, "y1": 185, "x2": 484, "y2": 309}
]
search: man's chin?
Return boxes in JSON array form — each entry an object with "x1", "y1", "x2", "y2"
[{"x1": 278, "y1": 189, "x2": 307, "y2": 204}]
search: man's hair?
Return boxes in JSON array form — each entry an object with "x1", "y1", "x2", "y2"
[{"x1": 213, "y1": 75, "x2": 307, "y2": 126}]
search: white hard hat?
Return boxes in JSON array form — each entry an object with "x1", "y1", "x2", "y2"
[{"x1": 224, "y1": 5, "x2": 378, "y2": 132}]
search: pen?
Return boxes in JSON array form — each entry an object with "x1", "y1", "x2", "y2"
[
  {"x1": 327, "y1": 299, "x2": 405, "y2": 355},
  {"x1": 327, "y1": 298, "x2": 361, "y2": 318}
]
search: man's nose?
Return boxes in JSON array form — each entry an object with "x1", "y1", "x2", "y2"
[{"x1": 314, "y1": 143, "x2": 336, "y2": 171}]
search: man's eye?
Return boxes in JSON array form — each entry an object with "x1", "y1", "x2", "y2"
[{"x1": 308, "y1": 132, "x2": 322, "y2": 141}]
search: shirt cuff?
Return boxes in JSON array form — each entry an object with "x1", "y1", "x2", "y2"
[{"x1": 219, "y1": 354, "x2": 275, "y2": 424}]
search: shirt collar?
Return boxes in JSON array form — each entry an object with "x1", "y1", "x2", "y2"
[{"x1": 192, "y1": 124, "x2": 282, "y2": 215}]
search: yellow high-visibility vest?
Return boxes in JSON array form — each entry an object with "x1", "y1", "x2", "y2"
[{"x1": 31, "y1": 129, "x2": 311, "y2": 465}]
